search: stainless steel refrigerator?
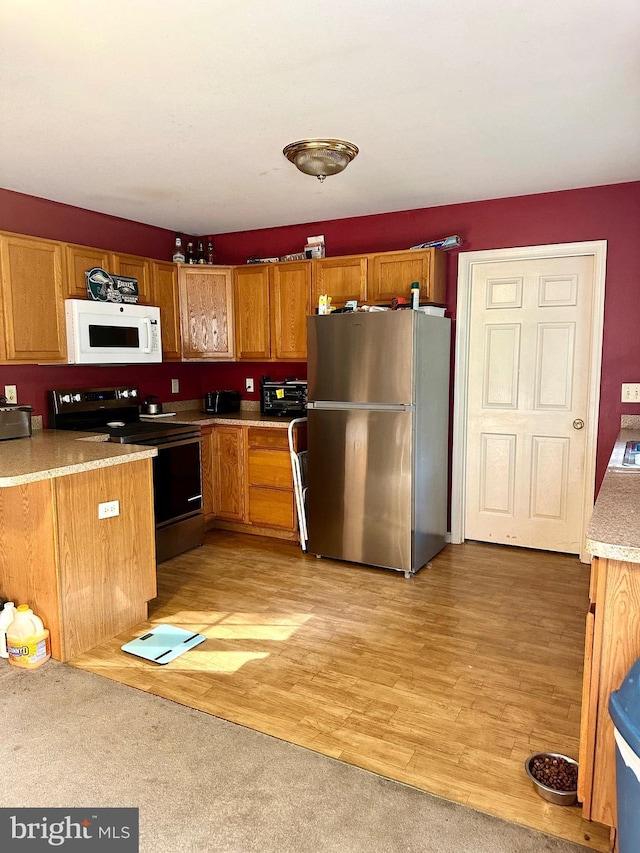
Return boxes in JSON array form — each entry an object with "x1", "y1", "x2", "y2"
[{"x1": 307, "y1": 310, "x2": 451, "y2": 577}]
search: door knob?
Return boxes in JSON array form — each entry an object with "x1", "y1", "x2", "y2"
[{"x1": 573, "y1": 419, "x2": 585, "y2": 430}]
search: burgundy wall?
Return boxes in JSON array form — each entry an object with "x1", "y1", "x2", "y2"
[
  {"x1": 214, "y1": 182, "x2": 640, "y2": 489},
  {"x1": 1, "y1": 183, "x2": 639, "y2": 489}
]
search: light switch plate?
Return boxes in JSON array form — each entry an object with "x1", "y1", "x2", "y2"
[
  {"x1": 171, "y1": 379, "x2": 179, "y2": 394},
  {"x1": 621, "y1": 383, "x2": 640, "y2": 403}
]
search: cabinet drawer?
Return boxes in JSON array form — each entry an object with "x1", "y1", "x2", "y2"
[
  {"x1": 248, "y1": 428, "x2": 289, "y2": 450},
  {"x1": 248, "y1": 449, "x2": 293, "y2": 488},
  {"x1": 248, "y1": 487, "x2": 295, "y2": 529}
]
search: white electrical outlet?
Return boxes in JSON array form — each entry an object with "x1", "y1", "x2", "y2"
[
  {"x1": 171, "y1": 379, "x2": 179, "y2": 393},
  {"x1": 621, "y1": 383, "x2": 640, "y2": 403},
  {"x1": 98, "y1": 500, "x2": 120, "y2": 519},
  {"x1": 4, "y1": 385, "x2": 17, "y2": 404},
  {"x1": 245, "y1": 378, "x2": 254, "y2": 393}
]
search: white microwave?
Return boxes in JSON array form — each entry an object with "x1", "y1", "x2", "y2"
[{"x1": 65, "y1": 299, "x2": 162, "y2": 364}]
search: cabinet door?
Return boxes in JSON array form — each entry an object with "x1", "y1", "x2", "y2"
[
  {"x1": 369, "y1": 248, "x2": 446, "y2": 305},
  {"x1": 179, "y1": 266, "x2": 235, "y2": 361},
  {"x1": 246, "y1": 427, "x2": 296, "y2": 530},
  {"x1": 64, "y1": 243, "x2": 112, "y2": 298},
  {"x1": 200, "y1": 427, "x2": 215, "y2": 522},
  {"x1": 151, "y1": 261, "x2": 181, "y2": 361},
  {"x1": 271, "y1": 261, "x2": 311, "y2": 360},
  {"x1": 214, "y1": 426, "x2": 244, "y2": 521},
  {"x1": 234, "y1": 265, "x2": 271, "y2": 361},
  {"x1": 111, "y1": 252, "x2": 152, "y2": 304},
  {"x1": 0, "y1": 233, "x2": 67, "y2": 362},
  {"x1": 312, "y1": 256, "x2": 367, "y2": 308}
]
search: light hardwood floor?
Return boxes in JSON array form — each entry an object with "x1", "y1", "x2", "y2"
[{"x1": 71, "y1": 531, "x2": 610, "y2": 851}]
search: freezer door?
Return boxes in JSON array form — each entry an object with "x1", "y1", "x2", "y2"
[
  {"x1": 307, "y1": 312, "x2": 414, "y2": 404},
  {"x1": 308, "y1": 408, "x2": 413, "y2": 572}
]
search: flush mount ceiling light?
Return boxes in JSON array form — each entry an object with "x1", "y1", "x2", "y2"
[{"x1": 283, "y1": 138, "x2": 359, "y2": 182}]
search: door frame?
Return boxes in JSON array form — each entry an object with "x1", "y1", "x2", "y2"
[{"x1": 451, "y1": 241, "x2": 607, "y2": 562}]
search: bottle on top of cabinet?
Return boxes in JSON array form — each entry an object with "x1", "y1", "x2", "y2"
[
  {"x1": 172, "y1": 234, "x2": 186, "y2": 264},
  {"x1": 206, "y1": 239, "x2": 216, "y2": 265},
  {"x1": 185, "y1": 242, "x2": 196, "y2": 264},
  {"x1": 197, "y1": 241, "x2": 206, "y2": 265}
]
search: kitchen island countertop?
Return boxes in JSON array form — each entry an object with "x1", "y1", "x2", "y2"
[
  {"x1": 586, "y1": 427, "x2": 640, "y2": 562},
  {"x1": 0, "y1": 429, "x2": 157, "y2": 488}
]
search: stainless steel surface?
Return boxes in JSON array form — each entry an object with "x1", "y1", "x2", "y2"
[
  {"x1": 524, "y1": 753, "x2": 578, "y2": 806},
  {"x1": 0, "y1": 406, "x2": 33, "y2": 441},
  {"x1": 573, "y1": 418, "x2": 585, "y2": 429},
  {"x1": 142, "y1": 395, "x2": 163, "y2": 415},
  {"x1": 307, "y1": 311, "x2": 414, "y2": 405},
  {"x1": 308, "y1": 408, "x2": 413, "y2": 571},
  {"x1": 307, "y1": 311, "x2": 451, "y2": 575}
]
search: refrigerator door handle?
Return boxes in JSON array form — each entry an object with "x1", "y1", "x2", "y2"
[{"x1": 307, "y1": 401, "x2": 414, "y2": 412}]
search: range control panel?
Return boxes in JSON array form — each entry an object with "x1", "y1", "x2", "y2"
[{"x1": 49, "y1": 386, "x2": 139, "y2": 414}]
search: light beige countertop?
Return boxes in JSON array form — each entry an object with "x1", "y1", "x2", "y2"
[
  {"x1": 154, "y1": 409, "x2": 307, "y2": 428},
  {"x1": 586, "y1": 427, "x2": 640, "y2": 562},
  {"x1": 0, "y1": 429, "x2": 157, "y2": 488}
]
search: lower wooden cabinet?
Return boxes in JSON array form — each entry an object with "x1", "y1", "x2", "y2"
[
  {"x1": 203, "y1": 421, "x2": 306, "y2": 540},
  {"x1": 0, "y1": 460, "x2": 157, "y2": 661},
  {"x1": 578, "y1": 555, "x2": 640, "y2": 829}
]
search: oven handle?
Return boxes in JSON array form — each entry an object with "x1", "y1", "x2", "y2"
[{"x1": 140, "y1": 435, "x2": 202, "y2": 450}]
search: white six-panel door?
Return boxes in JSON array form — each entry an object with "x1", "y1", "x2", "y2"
[{"x1": 463, "y1": 254, "x2": 596, "y2": 554}]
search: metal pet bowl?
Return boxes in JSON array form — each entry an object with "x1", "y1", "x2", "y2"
[{"x1": 524, "y1": 753, "x2": 579, "y2": 806}]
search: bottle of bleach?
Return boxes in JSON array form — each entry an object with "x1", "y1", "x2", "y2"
[
  {"x1": 7, "y1": 605, "x2": 51, "y2": 669},
  {"x1": 0, "y1": 601, "x2": 16, "y2": 658}
]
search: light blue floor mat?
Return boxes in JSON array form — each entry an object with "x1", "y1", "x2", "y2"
[{"x1": 121, "y1": 625, "x2": 206, "y2": 664}]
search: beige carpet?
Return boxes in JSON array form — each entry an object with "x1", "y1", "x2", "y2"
[{"x1": 0, "y1": 661, "x2": 590, "y2": 852}]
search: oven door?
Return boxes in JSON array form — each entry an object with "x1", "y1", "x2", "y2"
[{"x1": 152, "y1": 437, "x2": 203, "y2": 526}]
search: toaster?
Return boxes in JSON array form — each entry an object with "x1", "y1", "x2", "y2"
[
  {"x1": 204, "y1": 390, "x2": 241, "y2": 414},
  {"x1": 0, "y1": 404, "x2": 33, "y2": 440}
]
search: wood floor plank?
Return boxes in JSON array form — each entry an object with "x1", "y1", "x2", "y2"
[{"x1": 71, "y1": 532, "x2": 610, "y2": 852}]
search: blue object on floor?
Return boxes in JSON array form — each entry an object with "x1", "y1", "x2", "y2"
[
  {"x1": 609, "y1": 657, "x2": 640, "y2": 853},
  {"x1": 121, "y1": 625, "x2": 206, "y2": 664}
]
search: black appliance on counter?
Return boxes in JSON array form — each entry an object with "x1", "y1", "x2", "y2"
[
  {"x1": 260, "y1": 378, "x2": 308, "y2": 416},
  {"x1": 48, "y1": 386, "x2": 203, "y2": 563},
  {"x1": 204, "y1": 390, "x2": 241, "y2": 414}
]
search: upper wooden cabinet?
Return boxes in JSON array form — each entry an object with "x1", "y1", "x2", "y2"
[
  {"x1": 111, "y1": 252, "x2": 152, "y2": 304},
  {"x1": 313, "y1": 255, "x2": 367, "y2": 308},
  {"x1": 234, "y1": 261, "x2": 311, "y2": 361},
  {"x1": 0, "y1": 233, "x2": 67, "y2": 362},
  {"x1": 151, "y1": 261, "x2": 182, "y2": 361},
  {"x1": 312, "y1": 248, "x2": 446, "y2": 309},
  {"x1": 179, "y1": 265, "x2": 235, "y2": 361},
  {"x1": 65, "y1": 243, "x2": 112, "y2": 298},
  {"x1": 369, "y1": 248, "x2": 446, "y2": 305},
  {"x1": 65, "y1": 243, "x2": 153, "y2": 303},
  {"x1": 234, "y1": 265, "x2": 271, "y2": 361},
  {"x1": 270, "y1": 261, "x2": 311, "y2": 360}
]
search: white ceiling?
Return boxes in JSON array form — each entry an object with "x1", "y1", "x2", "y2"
[{"x1": 1, "y1": 0, "x2": 639, "y2": 235}]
